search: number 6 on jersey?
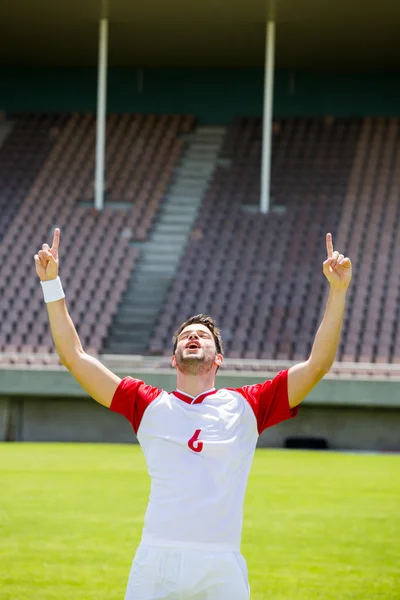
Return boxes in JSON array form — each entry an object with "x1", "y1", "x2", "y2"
[{"x1": 188, "y1": 429, "x2": 203, "y2": 453}]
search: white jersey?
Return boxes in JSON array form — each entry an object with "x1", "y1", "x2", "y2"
[{"x1": 110, "y1": 370, "x2": 298, "y2": 552}]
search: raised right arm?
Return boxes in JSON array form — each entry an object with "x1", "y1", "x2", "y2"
[{"x1": 34, "y1": 229, "x2": 121, "y2": 408}]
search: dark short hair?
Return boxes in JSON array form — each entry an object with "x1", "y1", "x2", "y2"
[{"x1": 173, "y1": 314, "x2": 224, "y2": 355}]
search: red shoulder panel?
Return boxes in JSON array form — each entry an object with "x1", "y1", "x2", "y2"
[
  {"x1": 110, "y1": 377, "x2": 162, "y2": 434},
  {"x1": 234, "y1": 369, "x2": 298, "y2": 434}
]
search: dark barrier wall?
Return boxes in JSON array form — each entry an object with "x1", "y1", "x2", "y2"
[{"x1": 1, "y1": 68, "x2": 400, "y2": 122}]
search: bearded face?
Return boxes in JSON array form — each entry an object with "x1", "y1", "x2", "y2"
[{"x1": 173, "y1": 325, "x2": 221, "y2": 375}]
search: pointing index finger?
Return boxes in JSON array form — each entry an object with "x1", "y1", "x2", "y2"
[
  {"x1": 52, "y1": 228, "x2": 60, "y2": 252},
  {"x1": 326, "y1": 232, "x2": 333, "y2": 258}
]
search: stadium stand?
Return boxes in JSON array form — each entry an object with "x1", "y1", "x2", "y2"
[
  {"x1": 0, "y1": 112, "x2": 194, "y2": 361},
  {"x1": 150, "y1": 118, "x2": 362, "y2": 360},
  {"x1": 336, "y1": 118, "x2": 400, "y2": 363},
  {"x1": 0, "y1": 113, "x2": 67, "y2": 241},
  {"x1": 1, "y1": 113, "x2": 400, "y2": 367}
]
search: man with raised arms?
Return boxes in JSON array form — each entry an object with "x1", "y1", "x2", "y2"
[{"x1": 34, "y1": 229, "x2": 352, "y2": 599}]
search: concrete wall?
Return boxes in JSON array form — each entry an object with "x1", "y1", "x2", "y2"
[
  {"x1": 4, "y1": 395, "x2": 400, "y2": 451},
  {"x1": 1, "y1": 366, "x2": 400, "y2": 408},
  {"x1": 20, "y1": 396, "x2": 136, "y2": 443},
  {"x1": 1, "y1": 366, "x2": 399, "y2": 450},
  {"x1": 258, "y1": 405, "x2": 400, "y2": 451}
]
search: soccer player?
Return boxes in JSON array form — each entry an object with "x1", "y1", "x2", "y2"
[{"x1": 34, "y1": 228, "x2": 352, "y2": 600}]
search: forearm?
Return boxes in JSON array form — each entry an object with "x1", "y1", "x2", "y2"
[
  {"x1": 46, "y1": 298, "x2": 84, "y2": 367},
  {"x1": 309, "y1": 286, "x2": 347, "y2": 372}
]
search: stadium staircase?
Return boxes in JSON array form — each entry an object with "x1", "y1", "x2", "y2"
[{"x1": 103, "y1": 126, "x2": 227, "y2": 354}]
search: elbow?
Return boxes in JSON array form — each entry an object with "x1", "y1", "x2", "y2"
[
  {"x1": 59, "y1": 355, "x2": 71, "y2": 369},
  {"x1": 59, "y1": 351, "x2": 83, "y2": 370},
  {"x1": 309, "y1": 359, "x2": 332, "y2": 379}
]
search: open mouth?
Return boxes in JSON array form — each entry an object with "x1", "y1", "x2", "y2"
[{"x1": 186, "y1": 342, "x2": 200, "y2": 350}]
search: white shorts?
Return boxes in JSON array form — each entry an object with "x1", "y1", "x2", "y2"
[{"x1": 124, "y1": 544, "x2": 250, "y2": 600}]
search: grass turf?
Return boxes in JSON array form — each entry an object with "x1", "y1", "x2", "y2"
[{"x1": 0, "y1": 443, "x2": 399, "y2": 599}]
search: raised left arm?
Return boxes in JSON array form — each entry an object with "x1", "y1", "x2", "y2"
[{"x1": 288, "y1": 233, "x2": 352, "y2": 408}]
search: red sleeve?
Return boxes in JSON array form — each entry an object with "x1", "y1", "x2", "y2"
[
  {"x1": 109, "y1": 377, "x2": 162, "y2": 434},
  {"x1": 237, "y1": 369, "x2": 298, "y2": 434}
]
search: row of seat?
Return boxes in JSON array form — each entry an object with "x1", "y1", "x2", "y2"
[
  {"x1": 151, "y1": 116, "x2": 400, "y2": 364},
  {"x1": 1, "y1": 114, "x2": 399, "y2": 364},
  {"x1": 0, "y1": 112, "x2": 195, "y2": 355}
]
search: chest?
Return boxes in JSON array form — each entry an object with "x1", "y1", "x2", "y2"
[{"x1": 138, "y1": 391, "x2": 257, "y2": 461}]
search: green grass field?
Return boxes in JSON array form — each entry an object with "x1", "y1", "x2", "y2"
[{"x1": 1, "y1": 444, "x2": 399, "y2": 600}]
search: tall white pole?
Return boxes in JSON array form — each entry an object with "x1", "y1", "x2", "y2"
[
  {"x1": 95, "y1": 18, "x2": 108, "y2": 211},
  {"x1": 260, "y1": 20, "x2": 276, "y2": 214}
]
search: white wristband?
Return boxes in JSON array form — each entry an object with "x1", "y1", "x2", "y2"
[{"x1": 40, "y1": 276, "x2": 65, "y2": 303}]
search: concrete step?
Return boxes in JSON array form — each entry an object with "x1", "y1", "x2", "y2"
[
  {"x1": 150, "y1": 231, "x2": 187, "y2": 244},
  {"x1": 165, "y1": 196, "x2": 205, "y2": 207},
  {"x1": 140, "y1": 249, "x2": 181, "y2": 260},
  {"x1": 127, "y1": 272, "x2": 171, "y2": 284},
  {"x1": 143, "y1": 244, "x2": 182, "y2": 255},
  {"x1": 196, "y1": 126, "x2": 227, "y2": 135},
  {"x1": 121, "y1": 292, "x2": 162, "y2": 304},
  {"x1": 186, "y1": 149, "x2": 219, "y2": 159},
  {"x1": 142, "y1": 253, "x2": 181, "y2": 266},
  {"x1": 156, "y1": 222, "x2": 190, "y2": 234},
  {"x1": 177, "y1": 175, "x2": 211, "y2": 186},
  {"x1": 109, "y1": 327, "x2": 151, "y2": 339},
  {"x1": 168, "y1": 179, "x2": 205, "y2": 190},
  {"x1": 175, "y1": 165, "x2": 214, "y2": 175},
  {"x1": 162, "y1": 202, "x2": 201, "y2": 214},
  {"x1": 122, "y1": 287, "x2": 168, "y2": 299},
  {"x1": 113, "y1": 322, "x2": 154, "y2": 334},
  {"x1": 138, "y1": 264, "x2": 176, "y2": 274},
  {"x1": 167, "y1": 178, "x2": 209, "y2": 198},
  {"x1": 127, "y1": 281, "x2": 171, "y2": 294},
  {"x1": 172, "y1": 177, "x2": 211, "y2": 188},
  {"x1": 161, "y1": 197, "x2": 200, "y2": 209},
  {"x1": 120, "y1": 296, "x2": 164, "y2": 308},
  {"x1": 181, "y1": 161, "x2": 215, "y2": 173},
  {"x1": 104, "y1": 347, "x2": 144, "y2": 355},
  {"x1": 141, "y1": 250, "x2": 181, "y2": 261},
  {"x1": 193, "y1": 139, "x2": 225, "y2": 147},
  {"x1": 139, "y1": 262, "x2": 179, "y2": 274},
  {"x1": 161, "y1": 213, "x2": 195, "y2": 224},
  {"x1": 112, "y1": 321, "x2": 154, "y2": 333},
  {"x1": 180, "y1": 168, "x2": 214, "y2": 178},
  {"x1": 160, "y1": 205, "x2": 199, "y2": 217},
  {"x1": 164, "y1": 190, "x2": 201, "y2": 202},
  {"x1": 127, "y1": 278, "x2": 171, "y2": 291},
  {"x1": 119, "y1": 298, "x2": 165, "y2": 310},
  {"x1": 173, "y1": 168, "x2": 213, "y2": 180},
  {"x1": 104, "y1": 340, "x2": 150, "y2": 353},
  {"x1": 130, "y1": 283, "x2": 169, "y2": 294},
  {"x1": 114, "y1": 307, "x2": 154, "y2": 324},
  {"x1": 116, "y1": 307, "x2": 158, "y2": 319},
  {"x1": 143, "y1": 239, "x2": 183, "y2": 250},
  {"x1": 168, "y1": 187, "x2": 208, "y2": 198},
  {"x1": 191, "y1": 138, "x2": 225, "y2": 148},
  {"x1": 188, "y1": 140, "x2": 221, "y2": 148},
  {"x1": 164, "y1": 193, "x2": 204, "y2": 205}
]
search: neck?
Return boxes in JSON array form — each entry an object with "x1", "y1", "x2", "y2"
[{"x1": 175, "y1": 371, "x2": 216, "y2": 398}]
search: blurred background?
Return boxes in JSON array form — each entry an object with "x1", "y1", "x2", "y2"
[{"x1": 0, "y1": 0, "x2": 400, "y2": 451}]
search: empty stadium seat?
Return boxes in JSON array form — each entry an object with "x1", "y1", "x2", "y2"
[{"x1": 0, "y1": 112, "x2": 194, "y2": 357}]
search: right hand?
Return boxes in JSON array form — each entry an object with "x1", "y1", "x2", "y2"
[{"x1": 34, "y1": 228, "x2": 60, "y2": 282}]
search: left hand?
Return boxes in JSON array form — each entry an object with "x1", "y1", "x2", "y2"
[{"x1": 323, "y1": 233, "x2": 352, "y2": 291}]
